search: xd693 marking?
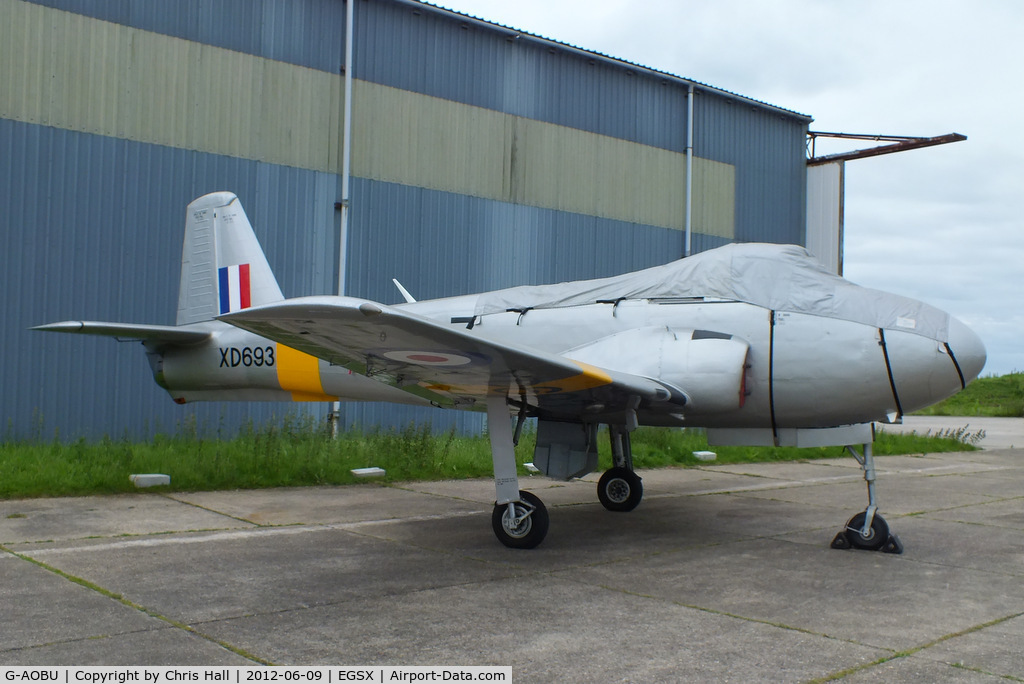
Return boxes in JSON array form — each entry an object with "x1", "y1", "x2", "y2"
[{"x1": 219, "y1": 346, "x2": 275, "y2": 368}]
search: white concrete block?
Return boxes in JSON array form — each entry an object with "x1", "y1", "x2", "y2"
[
  {"x1": 129, "y1": 473, "x2": 171, "y2": 487},
  {"x1": 351, "y1": 467, "x2": 386, "y2": 478}
]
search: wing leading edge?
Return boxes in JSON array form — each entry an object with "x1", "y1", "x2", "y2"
[{"x1": 220, "y1": 296, "x2": 684, "y2": 420}]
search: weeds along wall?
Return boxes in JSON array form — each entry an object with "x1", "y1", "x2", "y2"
[{"x1": 0, "y1": 0, "x2": 811, "y2": 440}]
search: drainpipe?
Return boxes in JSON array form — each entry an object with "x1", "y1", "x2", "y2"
[
  {"x1": 685, "y1": 84, "x2": 694, "y2": 257},
  {"x1": 338, "y1": 0, "x2": 354, "y2": 297},
  {"x1": 331, "y1": 0, "x2": 355, "y2": 438}
]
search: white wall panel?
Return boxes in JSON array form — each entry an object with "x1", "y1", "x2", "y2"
[{"x1": 805, "y1": 162, "x2": 844, "y2": 274}]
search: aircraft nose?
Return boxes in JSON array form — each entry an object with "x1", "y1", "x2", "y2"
[{"x1": 947, "y1": 316, "x2": 986, "y2": 385}]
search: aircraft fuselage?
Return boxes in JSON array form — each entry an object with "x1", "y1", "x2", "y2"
[{"x1": 159, "y1": 292, "x2": 983, "y2": 434}]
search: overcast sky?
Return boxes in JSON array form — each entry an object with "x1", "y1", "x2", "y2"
[{"x1": 434, "y1": 0, "x2": 1023, "y2": 377}]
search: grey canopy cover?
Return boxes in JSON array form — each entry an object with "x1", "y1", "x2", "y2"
[{"x1": 473, "y1": 243, "x2": 951, "y2": 342}]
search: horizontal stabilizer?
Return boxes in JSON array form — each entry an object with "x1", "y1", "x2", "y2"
[{"x1": 32, "y1": 321, "x2": 211, "y2": 345}]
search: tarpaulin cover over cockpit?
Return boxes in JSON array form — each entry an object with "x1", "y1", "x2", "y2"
[{"x1": 473, "y1": 243, "x2": 952, "y2": 342}]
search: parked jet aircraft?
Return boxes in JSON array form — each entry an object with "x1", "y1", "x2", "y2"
[{"x1": 36, "y1": 192, "x2": 986, "y2": 551}]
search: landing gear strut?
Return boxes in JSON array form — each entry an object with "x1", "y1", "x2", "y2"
[
  {"x1": 831, "y1": 440, "x2": 904, "y2": 554},
  {"x1": 598, "y1": 425, "x2": 643, "y2": 512},
  {"x1": 487, "y1": 397, "x2": 548, "y2": 549}
]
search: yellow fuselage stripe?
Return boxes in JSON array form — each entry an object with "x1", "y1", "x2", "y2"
[{"x1": 275, "y1": 344, "x2": 337, "y2": 402}]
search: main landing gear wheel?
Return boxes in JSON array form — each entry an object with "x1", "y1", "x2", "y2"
[
  {"x1": 598, "y1": 467, "x2": 643, "y2": 512},
  {"x1": 492, "y1": 490, "x2": 549, "y2": 549}
]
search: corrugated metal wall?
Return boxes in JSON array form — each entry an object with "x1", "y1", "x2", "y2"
[
  {"x1": 351, "y1": 79, "x2": 721, "y2": 234},
  {"x1": 692, "y1": 93, "x2": 808, "y2": 244},
  {"x1": 0, "y1": 0, "x2": 345, "y2": 172},
  {"x1": 26, "y1": 0, "x2": 347, "y2": 73},
  {"x1": 1, "y1": 0, "x2": 810, "y2": 440},
  {"x1": 0, "y1": 117, "x2": 342, "y2": 440},
  {"x1": 358, "y1": 1, "x2": 691, "y2": 152}
]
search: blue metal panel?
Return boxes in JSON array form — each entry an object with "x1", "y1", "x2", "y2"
[
  {"x1": 693, "y1": 93, "x2": 808, "y2": 244},
  {"x1": 344, "y1": 177, "x2": 699, "y2": 303},
  {"x1": 25, "y1": 0, "x2": 809, "y2": 250},
  {"x1": 7, "y1": 0, "x2": 812, "y2": 443},
  {"x1": 27, "y1": 0, "x2": 346, "y2": 74},
  {"x1": 355, "y1": 0, "x2": 808, "y2": 244},
  {"x1": 357, "y1": 0, "x2": 693, "y2": 152},
  {"x1": 0, "y1": 119, "x2": 341, "y2": 440}
]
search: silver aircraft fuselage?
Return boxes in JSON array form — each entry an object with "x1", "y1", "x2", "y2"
[{"x1": 161, "y1": 292, "x2": 985, "y2": 433}]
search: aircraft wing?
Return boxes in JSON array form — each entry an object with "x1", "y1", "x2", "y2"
[
  {"x1": 220, "y1": 296, "x2": 685, "y2": 419},
  {"x1": 32, "y1": 321, "x2": 211, "y2": 345}
]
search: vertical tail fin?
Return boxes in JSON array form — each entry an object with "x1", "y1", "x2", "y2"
[{"x1": 176, "y1": 192, "x2": 284, "y2": 325}]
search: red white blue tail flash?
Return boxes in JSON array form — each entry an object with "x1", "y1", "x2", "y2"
[{"x1": 218, "y1": 264, "x2": 252, "y2": 314}]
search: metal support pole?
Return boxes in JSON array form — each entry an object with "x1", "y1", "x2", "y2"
[
  {"x1": 330, "y1": 0, "x2": 356, "y2": 439},
  {"x1": 338, "y1": 0, "x2": 354, "y2": 297},
  {"x1": 684, "y1": 84, "x2": 694, "y2": 257}
]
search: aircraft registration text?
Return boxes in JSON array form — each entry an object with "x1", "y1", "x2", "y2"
[{"x1": 219, "y1": 346, "x2": 275, "y2": 368}]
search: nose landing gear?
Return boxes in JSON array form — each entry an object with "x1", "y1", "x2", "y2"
[{"x1": 831, "y1": 441, "x2": 904, "y2": 554}]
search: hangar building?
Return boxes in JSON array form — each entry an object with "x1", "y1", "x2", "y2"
[{"x1": 0, "y1": 0, "x2": 812, "y2": 439}]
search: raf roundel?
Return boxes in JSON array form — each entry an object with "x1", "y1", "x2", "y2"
[{"x1": 381, "y1": 350, "x2": 475, "y2": 367}]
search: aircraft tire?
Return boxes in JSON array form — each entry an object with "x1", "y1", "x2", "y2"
[
  {"x1": 492, "y1": 490, "x2": 548, "y2": 549},
  {"x1": 598, "y1": 467, "x2": 643, "y2": 512},
  {"x1": 844, "y1": 511, "x2": 890, "y2": 551}
]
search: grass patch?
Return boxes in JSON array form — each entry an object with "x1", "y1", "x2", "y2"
[
  {"x1": 0, "y1": 417, "x2": 981, "y2": 500},
  {"x1": 915, "y1": 372, "x2": 1024, "y2": 417},
  {"x1": 623, "y1": 425, "x2": 978, "y2": 469}
]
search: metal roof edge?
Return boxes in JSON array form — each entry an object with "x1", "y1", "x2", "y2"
[{"x1": 400, "y1": 0, "x2": 813, "y2": 123}]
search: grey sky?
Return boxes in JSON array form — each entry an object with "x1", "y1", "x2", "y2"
[{"x1": 435, "y1": 1, "x2": 1024, "y2": 376}]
